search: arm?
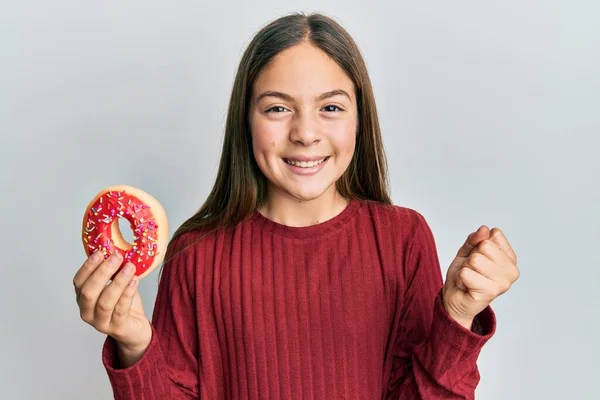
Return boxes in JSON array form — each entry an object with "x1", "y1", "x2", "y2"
[
  {"x1": 102, "y1": 234, "x2": 200, "y2": 399},
  {"x1": 385, "y1": 213, "x2": 496, "y2": 399}
]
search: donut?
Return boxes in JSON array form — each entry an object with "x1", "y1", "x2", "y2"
[{"x1": 81, "y1": 185, "x2": 169, "y2": 279}]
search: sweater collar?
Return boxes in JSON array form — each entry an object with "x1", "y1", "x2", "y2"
[{"x1": 250, "y1": 199, "x2": 361, "y2": 240}]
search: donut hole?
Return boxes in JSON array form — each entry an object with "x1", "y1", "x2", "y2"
[{"x1": 116, "y1": 217, "x2": 134, "y2": 245}]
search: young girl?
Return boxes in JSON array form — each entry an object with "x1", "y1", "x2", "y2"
[{"x1": 74, "y1": 12, "x2": 519, "y2": 399}]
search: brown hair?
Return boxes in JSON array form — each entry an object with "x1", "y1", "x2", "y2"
[{"x1": 159, "y1": 12, "x2": 392, "y2": 277}]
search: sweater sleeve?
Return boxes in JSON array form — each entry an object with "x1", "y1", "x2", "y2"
[
  {"x1": 386, "y1": 213, "x2": 496, "y2": 399},
  {"x1": 102, "y1": 233, "x2": 200, "y2": 399}
]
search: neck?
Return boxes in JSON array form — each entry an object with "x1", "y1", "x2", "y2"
[{"x1": 258, "y1": 187, "x2": 350, "y2": 227}]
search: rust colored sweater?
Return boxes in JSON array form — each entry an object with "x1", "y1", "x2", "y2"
[{"x1": 102, "y1": 199, "x2": 495, "y2": 399}]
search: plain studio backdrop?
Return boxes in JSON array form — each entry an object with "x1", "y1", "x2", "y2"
[{"x1": 1, "y1": 1, "x2": 598, "y2": 399}]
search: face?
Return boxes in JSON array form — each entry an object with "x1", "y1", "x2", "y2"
[{"x1": 249, "y1": 42, "x2": 358, "y2": 203}]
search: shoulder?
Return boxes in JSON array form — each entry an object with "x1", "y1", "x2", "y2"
[
  {"x1": 356, "y1": 200, "x2": 436, "y2": 258},
  {"x1": 354, "y1": 200, "x2": 438, "y2": 278},
  {"x1": 166, "y1": 229, "x2": 216, "y2": 256},
  {"x1": 356, "y1": 199, "x2": 427, "y2": 234},
  {"x1": 158, "y1": 228, "x2": 219, "y2": 280}
]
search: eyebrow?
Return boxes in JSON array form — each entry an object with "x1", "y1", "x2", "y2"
[{"x1": 255, "y1": 89, "x2": 352, "y2": 103}]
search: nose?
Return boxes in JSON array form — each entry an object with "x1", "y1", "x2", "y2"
[{"x1": 289, "y1": 111, "x2": 321, "y2": 146}]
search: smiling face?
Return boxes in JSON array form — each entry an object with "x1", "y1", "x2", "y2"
[{"x1": 249, "y1": 41, "x2": 358, "y2": 204}]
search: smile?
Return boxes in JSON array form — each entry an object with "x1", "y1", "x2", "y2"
[
  {"x1": 283, "y1": 157, "x2": 329, "y2": 168},
  {"x1": 282, "y1": 156, "x2": 330, "y2": 176}
]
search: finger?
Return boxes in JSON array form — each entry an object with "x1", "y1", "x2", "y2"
[
  {"x1": 475, "y1": 239, "x2": 515, "y2": 267},
  {"x1": 77, "y1": 253, "x2": 123, "y2": 309},
  {"x1": 489, "y1": 227, "x2": 518, "y2": 264},
  {"x1": 459, "y1": 266, "x2": 494, "y2": 294},
  {"x1": 73, "y1": 250, "x2": 105, "y2": 296},
  {"x1": 463, "y1": 251, "x2": 499, "y2": 281},
  {"x1": 453, "y1": 270, "x2": 466, "y2": 291},
  {"x1": 94, "y1": 262, "x2": 136, "y2": 327},
  {"x1": 111, "y1": 276, "x2": 140, "y2": 333},
  {"x1": 456, "y1": 225, "x2": 490, "y2": 258},
  {"x1": 476, "y1": 239, "x2": 521, "y2": 283}
]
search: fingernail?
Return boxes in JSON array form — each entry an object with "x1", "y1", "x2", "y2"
[
  {"x1": 90, "y1": 251, "x2": 101, "y2": 262},
  {"x1": 122, "y1": 263, "x2": 134, "y2": 275},
  {"x1": 109, "y1": 253, "x2": 122, "y2": 266}
]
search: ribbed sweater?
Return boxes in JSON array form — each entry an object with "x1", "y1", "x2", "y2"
[{"x1": 102, "y1": 199, "x2": 496, "y2": 399}]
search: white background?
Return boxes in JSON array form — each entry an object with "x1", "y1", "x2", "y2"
[{"x1": 2, "y1": 0, "x2": 599, "y2": 398}]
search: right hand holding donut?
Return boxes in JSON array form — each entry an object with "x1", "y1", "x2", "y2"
[{"x1": 73, "y1": 251, "x2": 152, "y2": 366}]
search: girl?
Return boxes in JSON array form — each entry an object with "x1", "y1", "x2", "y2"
[{"x1": 74, "y1": 12, "x2": 519, "y2": 399}]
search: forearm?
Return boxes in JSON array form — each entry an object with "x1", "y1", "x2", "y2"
[
  {"x1": 103, "y1": 327, "x2": 198, "y2": 399},
  {"x1": 448, "y1": 315, "x2": 474, "y2": 331},
  {"x1": 116, "y1": 341, "x2": 150, "y2": 369},
  {"x1": 386, "y1": 291, "x2": 495, "y2": 399},
  {"x1": 103, "y1": 233, "x2": 201, "y2": 399}
]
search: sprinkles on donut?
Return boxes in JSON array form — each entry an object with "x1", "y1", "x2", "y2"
[{"x1": 81, "y1": 185, "x2": 169, "y2": 279}]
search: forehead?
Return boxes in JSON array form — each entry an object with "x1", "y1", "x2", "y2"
[{"x1": 253, "y1": 42, "x2": 355, "y2": 99}]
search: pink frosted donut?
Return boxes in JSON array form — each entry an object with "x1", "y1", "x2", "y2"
[{"x1": 81, "y1": 185, "x2": 169, "y2": 279}]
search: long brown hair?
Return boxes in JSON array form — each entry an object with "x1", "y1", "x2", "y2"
[{"x1": 160, "y1": 12, "x2": 392, "y2": 276}]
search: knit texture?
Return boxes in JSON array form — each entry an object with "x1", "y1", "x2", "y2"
[{"x1": 103, "y1": 199, "x2": 496, "y2": 399}]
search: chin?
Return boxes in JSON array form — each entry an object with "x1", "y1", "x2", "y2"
[
  {"x1": 284, "y1": 184, "x2": 335, "y2": 203},
  {"x1": 290, "y1": 193, "x2": 323, "y2": 202}
]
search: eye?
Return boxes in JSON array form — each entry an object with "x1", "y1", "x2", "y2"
[
  {"x1": 265, "y1": 106, "x2": 289, "y2": 113},
  {"x1": 321, "y1": 105, "x2": 343, "y2": 112}
]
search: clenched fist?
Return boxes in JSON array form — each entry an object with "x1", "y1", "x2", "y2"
[{"x1": 442, "y1": 226, "x2": 520, "y2": 329}]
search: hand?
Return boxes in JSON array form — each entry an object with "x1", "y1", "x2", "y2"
[
  {"x1": 442, "y1": 226, "x2": 520, "y2": 329},
  {"x1": 73, "y1": 251, "x2": 152, "y2": 355}
]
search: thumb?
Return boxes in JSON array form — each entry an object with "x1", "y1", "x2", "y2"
[{"x1": 456, "y1": 225, "x2": 490, "y2": 258}]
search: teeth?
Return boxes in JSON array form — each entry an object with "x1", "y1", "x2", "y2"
[{"x1": 285, "y1": 158, "x2": 327, "y2": 168}]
